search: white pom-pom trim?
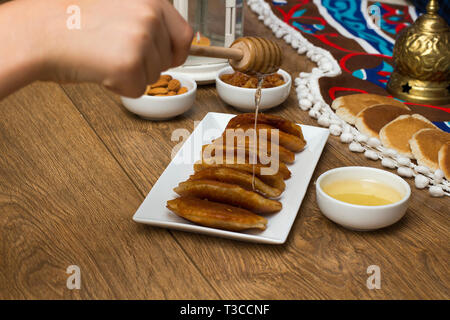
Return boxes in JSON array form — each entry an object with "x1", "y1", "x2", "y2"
[
  {"x1": 340, "y1": 133, "x2": 353, "y2": 144},
  {"x1": 329, "y1": 124, "x2": 342, "y2": 136},
  {"x1": 381, "y1": 158, "x2": 396, "y2": 169},
  {"x1": 429, "y1": 186, "x2": 444, "y2": 197},
  {"x1": 349, "y1": 142, "x2": 365, "y2": 153},
  {"x1": 397, "y1": 167, "x2": 414, "y2": 178},
  {"x1": 397, "y1": 157, "x2": 411, "y2": 166},
  {"x1": 364, "y1": 150, "x2": 378, "y2": 160},
  {"x1": 415, "y1": 175, "x2": 429, "y2": 189}
]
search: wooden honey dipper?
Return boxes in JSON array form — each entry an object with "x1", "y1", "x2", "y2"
[{"x1": 189, "y1": 37, "x2": 282, "y2": 75}]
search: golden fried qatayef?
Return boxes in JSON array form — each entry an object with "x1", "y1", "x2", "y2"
[
  {"x1": 409, "y1": 129, "x2": 450, "y2": 171},
  {"x1": 167, "y1": 197, "x2": 267, "y2": 231},
  {"x1": 208, "y1": 135, "x2": 295, "y2": 164},
  {"x1": 332, "y1": 94, "x2": 408, "y2": 124},
  {"x1": 355, "y1": 104, "x2": 412, "y2": 139},
  {"x1": 193, "y1": 160, "x2": 286, "y2": 192},
  {"x1": 379, "y1": 114, "x2": 436, "y2": 158},
  {"x1": 174, "y1": 180, "x2": 282, "y2": 214},
  {"x1": 189, "y1": 167, "x2": 282, "y2": 198},
  {"x1": 223, "y1": 124, "x2": 306, "y2": 152}
]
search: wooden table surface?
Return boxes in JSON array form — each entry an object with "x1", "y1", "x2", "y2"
[{"x1": 0, "y1": 6, "x2": 448, "y2": 300}]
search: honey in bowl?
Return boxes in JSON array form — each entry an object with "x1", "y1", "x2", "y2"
[
  {"x1": 322, "y1": 179, "x2": 403, "y2": 206},
  {"x1": 220, "y1": 72, "x2": 285, "y2": 88}
]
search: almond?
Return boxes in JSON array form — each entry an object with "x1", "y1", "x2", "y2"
[
  {"x1": 177, "y1": 87, "x2": 188, "y2": 95},
  {"x1": 148, "y1": 87, "x2": 169, "y2": 95},
  {"x1": 150, "y1": 79, "x2": 169, "y2": 88},
  {"x1": 168, "y1": 79, "x2": 181, "y2": 91},
  {"x1": 160, "y1": 74, "x2": 172, "y2": 82}
]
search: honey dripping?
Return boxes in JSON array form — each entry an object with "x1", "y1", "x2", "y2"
[{"x1": 252, "y1": 75, "x2": 265, "y2": 190}]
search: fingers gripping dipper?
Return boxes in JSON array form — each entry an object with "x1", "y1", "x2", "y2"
[{"x1": 189, "y1": 37, "x2": 282, "y2": 75}]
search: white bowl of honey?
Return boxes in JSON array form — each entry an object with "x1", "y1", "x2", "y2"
[
  {"x1": 215, "y1": 66, "x2": 291, "y2": 111},
  {"x1": 315, "y1": 167, "x2": 411, "y2": 231}
]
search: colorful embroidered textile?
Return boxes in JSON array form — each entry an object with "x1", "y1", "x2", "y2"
[{"x1": 271, "y1": 0, "x2": 449, "y2": 130}]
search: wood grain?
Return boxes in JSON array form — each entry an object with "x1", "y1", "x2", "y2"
[
  {"x1": 0, "y1": 82, "x2": 217, "y2": 299},
  {"x1": 0, "y1": 3, "x2": 448, "y2": 299}
]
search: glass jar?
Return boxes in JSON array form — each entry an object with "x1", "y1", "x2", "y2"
[{"x1": 171, "y1": 0, "x2": 244, "y2": 84}]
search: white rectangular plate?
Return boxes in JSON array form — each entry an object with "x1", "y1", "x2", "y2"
[{"x1": 133, "y1": 112, "x2": 329, "y2": 244}]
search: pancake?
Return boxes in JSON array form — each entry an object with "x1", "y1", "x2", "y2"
[
  {"x1": 438, "y1": 143, "x2": 450, "y2": 180},
  {"x1": 332, "y1": 94, "x2": 408, "y2": 124},
  {"x1": 379, "y1": 114, "x2": 436, "y2": 158},
  {"x1": 189, "y1": 167, "x2": 282, "y2": 198},
  {"x1": 355, "y1": 104, "x2": 412, "y2": 139},
  {"x1": 174, "y1": 180, "x2": 282, "y2": 214},
  {"x1": 410, "y1": 129, "x2": 450, "y2": 171},
  {"x1": 167, "y1": 197, "x2": 267, "y2": 231}
]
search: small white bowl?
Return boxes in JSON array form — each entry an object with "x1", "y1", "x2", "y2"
[
  {"x1": 120, "y1": 72, "x2": 196, "y2": 120},
  {"x1": 315, "y1": 167, "x2": 411, "y2": 231},
  {"x1": 215, "y1": 66, "x2": 291, "y2": 111}
]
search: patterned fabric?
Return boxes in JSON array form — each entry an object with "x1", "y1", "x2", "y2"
[{"x1": 271, "y1": 0, "x2": 450, "y2": 130}]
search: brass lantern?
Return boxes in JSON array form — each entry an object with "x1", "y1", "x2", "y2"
[{"x1": 387, "y1": 0, "x2": 450, "y2": 105}]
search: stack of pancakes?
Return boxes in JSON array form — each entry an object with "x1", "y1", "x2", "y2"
[
  {"x1": 332, "y1": 94, "x2": 450, "y2": 179},
  {"x1": 167, "y1": 113, "x2": 306, "y2": 232}
]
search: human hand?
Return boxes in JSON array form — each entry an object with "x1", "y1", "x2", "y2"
[{"x1": 30, "y1": 0, "x2": 193, "y2": 97}]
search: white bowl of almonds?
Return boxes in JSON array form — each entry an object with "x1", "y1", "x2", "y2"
[{"x1": 120, "y1": 72, "x2": 196, "y2": 120}]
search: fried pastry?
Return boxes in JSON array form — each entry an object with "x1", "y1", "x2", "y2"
[
  {"x1": 223, "y1": 124, "x2": 305, "y2": 152},
  {"x1": 167, "y1": 197, "x2": 267, "y2": 231},
  {"x1": 189, "y1": 167, "x2": 282, "y2": 198},
  {"x1": 174, "y1": 180, "x2": 282, "y2": 214},
  {"x1": 355, "y1": 104, "x2": 412, "y2": 139},
  {"x1": 226, "y1": 113, "x2": 304, "y2": 139},
  {"x1": 379, "y1": 114, "x2": 436, "y2": 158},
  {"x1": 193, "y1": 160, "x2": 286, "y2": 193},
  {"x1": 438, "y1": 143, "x2": 450, "y2": 180},
  {"x1": 208, "y1": 135, "x2": 295, "y2": 164},
  {"x1": 204, "y1": 142, "x2": 294, "y2": 165},
  {"x1": 409, "y1": 128, "x2": 450, "y2": 171},
  {"x1": 202, "y1": 151, "x2": 291, "y2": 180},
  {"x1": 332, "y1": 94, "x2": 408, "y2": 124}
]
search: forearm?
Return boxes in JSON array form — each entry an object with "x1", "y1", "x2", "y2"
[
  {"x1": 0, "y1": 1, "x2": 45, "y2": 100},
  {"x1": 0, "y1": 0, "x2": 193, "y2": 99}
]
